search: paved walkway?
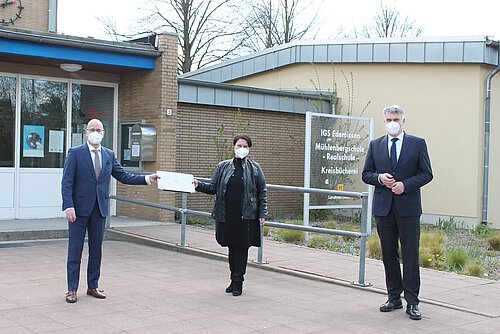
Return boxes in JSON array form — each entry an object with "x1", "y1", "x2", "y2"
[{"x1": 0, "y1": 217, "x2": 498, "y2": 333}]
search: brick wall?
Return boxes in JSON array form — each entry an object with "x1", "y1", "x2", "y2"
[
  {"x1": 10, "y1": 0, "x2": 49, "y2": 31},
  {"x1": 116, "y1": 34, "x2": 178, "y2": 222},
  {"x1": 114, "y1": 34, "x2": 307, "y2": 222},
  {"x1": 176, "y1": 104, "x2": 306, "y2": 219}
]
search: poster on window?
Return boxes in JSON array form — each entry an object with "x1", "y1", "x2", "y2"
[
  {"x1": 49, "y1": 130, "x2": 64, "y2": 153},
  {"x1": 23, "y1": 125, "x2": 45, "y2": 158}
]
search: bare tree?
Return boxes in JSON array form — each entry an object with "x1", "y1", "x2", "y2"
[
  {"x1": 100, "y1": 0, "x2": 243, "y2": 73},
  {"x1": 233, "y1": 0, "x2": 324, "y2": 52},
  {"x1": 98, "y1": 0, "x2": 325, "y2": 72},
  {"x1": 360, "y1": 1, "x2": 423, "y2": 38}
]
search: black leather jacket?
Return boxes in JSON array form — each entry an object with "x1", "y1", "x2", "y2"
[{"x1": 196, "y1": 158, "x2": 267, "y2": 222}]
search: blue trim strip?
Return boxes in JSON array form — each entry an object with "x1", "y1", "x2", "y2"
[{"x1": 0, "y1": 38, "x2": 156, "y2": 70}]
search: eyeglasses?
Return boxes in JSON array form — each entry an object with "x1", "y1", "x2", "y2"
[{"x1": 87, "y1": 128, "x2": 104, "y2": 133}]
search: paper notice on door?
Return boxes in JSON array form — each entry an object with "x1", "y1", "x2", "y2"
[{"x1": 156, "y1": 171, "x2": 196, "y2": 193}]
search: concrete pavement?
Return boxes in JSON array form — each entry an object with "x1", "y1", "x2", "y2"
[{"x1": 0, "y1": 217, "x2": 498, "y2": 333}]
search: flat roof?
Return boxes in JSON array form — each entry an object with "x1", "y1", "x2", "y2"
[
  {"x1": 181, "y1": 36, "x2": 500, "y2": 83},
  {"x1": 178, "y1": 78, "x2": 334, "y2": 114}
]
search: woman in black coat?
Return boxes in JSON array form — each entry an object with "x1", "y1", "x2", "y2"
[{"x1": 194, "y1": 134, "x2": 267, "y2": 296}]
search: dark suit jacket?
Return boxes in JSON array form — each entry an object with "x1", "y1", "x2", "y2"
[
  {"x1": 61, "y1": 144, "x2": 147, "y2": 217},
  {"x1": 362, "y1": 133, "x2": 433, "y2": 217}
]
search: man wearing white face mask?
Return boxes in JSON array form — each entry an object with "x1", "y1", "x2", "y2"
[
  {"x1": 61, "y1": 119, "x2": 160, "y2": 303},
  {"x1": 194, "y1": 134, "x2": 267, "y2": 296},
  {"x1": 362, "y1": 105, "x2": 433, "y2": 320}
]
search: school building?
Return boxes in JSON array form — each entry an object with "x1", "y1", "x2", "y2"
[{"x1": 1, "y1": 0, "x2": 499, "y2": 228}]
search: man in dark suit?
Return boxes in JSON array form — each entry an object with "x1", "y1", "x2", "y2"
[
  {"x1": 61, "y1": 119, "x2": 159, "y2": 303},
  {"x1": 362, "y1": 105, "x2": 433, "y2": 320}
]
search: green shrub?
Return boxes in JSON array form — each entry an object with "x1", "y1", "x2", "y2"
[
  {"x1": 308, "y1": 235, "x2": 330, "y2": 249},
  {"x1": 277, "y1": 222, "x2": 305, "y2": 244},
  {"x1": 322, "y1": 220, "x2": 338, "y2": 230},
  {"x1": 349, "y1": 210, "x2": 362, "y2": 224},
  {"x1": 487, "y1": 234, "x2": 500, "y2": 251},
  {"x1": 310, "y1": 209, "x2": 330, "y2": 221},
  {"x1": 187, "y1": 216, "x2": 213, "y2": 227},
  {"x1": 436, "y1": 216, "x2": 459, "y2": 233},
  {"x1": 473, "y1": 223, "x2": 493, "y2": 237},
  {"x1": 341, "y1": 223, "x2": 357, "y2": 242},
  {"x1": 419, "y1": 248, "x2": 434, "y2": 268},
  {"x1": 446, "y1": 248, "x2": 468, "y2": 270},
  {"x1": 466, "y1": 261, "x2": 485, "y2": 277},
  {"x1": 367, "y1": 235, "x2": 382, "y2": 260},
  {"x1": 419, "y1": 247, "x2": 446, "y2": 270},
  {"x1": 420, "y1": 231, "x2": 446, "y2": 256}
]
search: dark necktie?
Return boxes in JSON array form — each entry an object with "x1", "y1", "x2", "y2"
[
  {"x1": 390, "y1": 138, "x2": 398, "y2": 169},
  {"x1": 93, "y1": 149, "x2": 101, "y2": 180}
]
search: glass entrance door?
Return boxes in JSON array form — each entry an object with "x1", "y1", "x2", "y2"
[
  {"x1": 0, "y1": 73, "x2": 117, "y2": 220},
  {"x1": 0, "y1": 75, "x2": 16, "y2": 219},
  {"x1": 17, "y1": 77, "x2": 68, "y2": 218}
]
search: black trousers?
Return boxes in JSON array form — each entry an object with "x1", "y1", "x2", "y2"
[
  {"x1": 228, "y1": 246, "x2": 249, "y2": 282},
  {"x1": 376, "y1": 201, "x2": 421, "y2": 305}
]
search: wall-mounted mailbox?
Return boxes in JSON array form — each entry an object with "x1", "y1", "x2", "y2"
[{"x1": 130, "y1": 124, "x2": 156, "y2": 161}]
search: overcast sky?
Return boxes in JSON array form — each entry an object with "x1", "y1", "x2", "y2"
[{"x1": 57, "y1": 0, "x2": 500, "y2": 41}]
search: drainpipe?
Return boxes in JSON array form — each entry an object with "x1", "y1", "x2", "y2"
[
  {"x1": 48, "y1": 0, "x2": 58, "y2": 32},
  {"x1": 481, "y1": 39, "x2": 500, "y2": 224}
]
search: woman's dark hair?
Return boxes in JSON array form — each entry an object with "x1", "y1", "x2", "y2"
[{"x1": 233, "y1": 134, "x2": 252, "y2": 148}]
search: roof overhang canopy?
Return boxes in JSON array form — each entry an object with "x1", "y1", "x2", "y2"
[{"x1": 0, "y1": 27, "x2": 161, "y2": 74}]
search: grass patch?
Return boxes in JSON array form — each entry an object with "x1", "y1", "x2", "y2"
[
  {"x1": 466, "y1": 261, "x2": 485, "y2": 277},
  {"x1": 341, "y1": 223, "x2": 357, "y2": 242},
  {"x1": 487, "y1": 233, "x2": 500, "y2": 251},
  {"x1": 322, "y1": 220, "x2": 338, "y2": 230},
  {"x1": 276, "y1": 221, "x2": 305, "y2": 244},
  {"x1": 367, "y1": 235, "x2": 381, "y2": 260},
  {"x1": 308, "y1": 234, "x2": 331, "y2": 250},
  {"x1": 446, "y1": 248, "x2": 468, "y2": 270},
  {"x1": 420, "y1": 231, "x2": 446, "y2": 256},
  {"x1": 474, "y1": 223, "x2": 493, "y2": 237}
]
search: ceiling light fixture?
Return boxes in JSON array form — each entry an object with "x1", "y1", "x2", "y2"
[{"x1": 60, "y1": 63, "x2": 82, "y2": 72}]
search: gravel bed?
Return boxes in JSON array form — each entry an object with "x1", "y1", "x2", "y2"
[{"x1": 187, "y1": 220, "x2": 499, "y2": 280}]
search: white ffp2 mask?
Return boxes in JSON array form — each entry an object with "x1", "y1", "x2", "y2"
[
  {"x1": 88, "y1": 131, "x2": 103, "y2": 145},
  {"x1": 235, "y1": 147, "x2": 249, "y2": 159},
  {"x1": 385, "y1": 121, "x2": 401, "y2": 136}
]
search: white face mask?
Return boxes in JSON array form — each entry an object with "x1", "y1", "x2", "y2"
[
  {"x1": 88, "y1": 131, "x2": 103, "y2": 145},
  {"x1": 234, "y1": 147, "x2": 249, "y2": 159},
  {"x1": 385, "y1": 121, "x2": 401, "y2": 136}
]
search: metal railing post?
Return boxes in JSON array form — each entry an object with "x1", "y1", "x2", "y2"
[
  {"x1": 255, "y1": 222, "x2": 268, "y2": 264},
  {"x1": 352, "y1": 192, "x2": 371, "y2": 286},
  {"x1": 258, "y1": 223, "x2": 263, "y2": 263},
  {"x1": 179, "y1": 192, "x2": 188, "y2": 247}
]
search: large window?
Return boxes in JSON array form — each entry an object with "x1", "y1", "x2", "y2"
[
  {"x1": 20, "y1": 78, "x2": 68, "y2": 168},
  {"x1": 0, "y1": 75, "x2": 16, "y2": 167}
]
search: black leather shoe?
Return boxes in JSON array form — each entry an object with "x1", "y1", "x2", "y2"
[
  {"x1": 232, "y1": 281, "x2": 242, "y2": 296},
  {"x1": 406, "y1": 304, "x2": 422, "y2": 320},
  {"x1": 379, "y1": 299, "x2": 403, "y2": 312},
  {"x1": 225, "y1": 281, "x2": 234, "y2": 293}
]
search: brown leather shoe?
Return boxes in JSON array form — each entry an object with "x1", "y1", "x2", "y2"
[
  {"x1": 86, "y1": 288, "x2": 106, "y2": 299},
  {"x1": 65, "y1": 291, "x2": 77, "y2": 303}
]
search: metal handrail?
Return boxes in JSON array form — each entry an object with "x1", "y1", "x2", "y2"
[{"x1": 109, "y1": 182, "x2": 371, "y2": 287}]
